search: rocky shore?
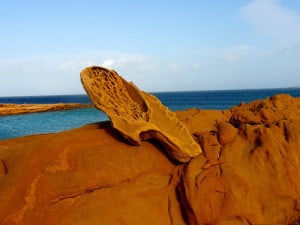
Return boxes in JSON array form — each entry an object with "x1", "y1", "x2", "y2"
[
  {"x1": 0, "y1": 103, "x2": 92, "y2": 116},
  {"x1": 0, "y1": 94, "x2": 300, "y2": 224},
  {"x1": 1, "y1": 66, "x2": 300, "y2": 224}
]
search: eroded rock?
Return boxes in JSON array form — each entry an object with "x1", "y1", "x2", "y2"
[
  {"x1": 1, "y1": 78, "x2": 300, "y2": 224},
  {"x1": 178, "y1": 94, "x2": 300, "y2": 225},
  {"x1": 0, "y1": 123, "x2": 185, "y2": 225},
  {"x1": 80, "y1": 66, "x2": 202, "y2": 162}
]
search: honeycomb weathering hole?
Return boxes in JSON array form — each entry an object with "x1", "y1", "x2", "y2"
[{"x1": 121, "y1": 79, "x2": 148, "y2": 113}]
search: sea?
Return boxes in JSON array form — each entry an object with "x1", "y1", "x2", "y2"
[{"x1": 1, "y1": 88, "x2": 300, "y2": 140}]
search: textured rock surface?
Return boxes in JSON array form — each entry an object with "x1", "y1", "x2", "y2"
[
  {"x1": 80, "y1": 66, "x2": 201, "y2": 162},
  {"x1": 1, "y1": 94, "x2": 300, "y2": 224},
  {"x1": 178, "y1": 94, "x2": 300, "y2": 225},
  {"x1": 0, "y1": 122, "x2": 185, "y2": 225}
]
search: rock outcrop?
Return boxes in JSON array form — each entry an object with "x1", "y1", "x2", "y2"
[
  {"x1": 0, "y1": 103, "x2": 92, "y2": 116},
  {"x1": 0, "y1": 122, "x2": 185, "y2": 225},
  {"x1": 80, "y1": 66, "x2": 201, "y2": 162},
  {"x1": 178, "y1": 94, "x2": 300, "y2": 225},
  {"x1": 1, "y1": 94, "x2": 300, "y2": 224}
]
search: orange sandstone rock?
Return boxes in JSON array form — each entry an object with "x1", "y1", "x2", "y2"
[
  {"x1": 0, "y1": 103, "x2": 92, "y2": 116},
  {"x1": 1, "y1": 90, "x2": 300, "y2": 225},
  {"x1": 80, "y1": 66, "x2": 201, "y2": 162},
  {"x1": 0, "y1": 122, "x2": 185, "y2": 225},
  {"x1": 179, "y1": 94, "x2": 300, "y2": 225}
]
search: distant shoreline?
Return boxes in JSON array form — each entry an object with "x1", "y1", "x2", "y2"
[
  {"x1": 0, "y1": 87, "x2": 299, "y2": 99},
  {"x1": 0, "y1": 103, "x2": 93, "y2": 116}
]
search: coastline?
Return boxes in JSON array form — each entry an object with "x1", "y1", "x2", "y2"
[
  {"x1": 0, "y1": 103, "x2": 93, "y2": 116},
  {"x1": 1, "y1": 94, "x2": 300, "y2": 224}
]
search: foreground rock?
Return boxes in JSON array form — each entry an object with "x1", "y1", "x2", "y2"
[
  {"x1": 0, "y1": 122, "x2": 183, "y2": 225},
  {"x1": 0, "y1": 103, "x2": 92, "y2": 116},
  {"x1": 1, "y1": 94, "x2": 300, "y2": 224}
]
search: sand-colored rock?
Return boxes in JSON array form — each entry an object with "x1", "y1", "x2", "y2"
[
  {"x1": 0, "y1": 160, "x2": 6, "y2": 177},
  {"x1": 180, "y1": 94, "x2": 300, "y2": 225},
  {"x1": 0, "y1": 122, "x2": 185, "y2": 225},
  {"x1": 0, "y1": 103, "x2": 92, "y2": 116},
  {"x1": 1, "y1": 90, "x2": 300, "y2": 224},
  {"x1": 80, "y1": 66, "x2": 201, "y2": 162}
]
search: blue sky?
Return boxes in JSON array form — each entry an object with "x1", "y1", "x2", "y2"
[{"x1": 1, "y1": 0, "x2": 300, "y2": 96}]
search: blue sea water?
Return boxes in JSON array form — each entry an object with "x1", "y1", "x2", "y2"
[{"x1": 1, "y1": 88, "x2": 300, "y2": 140}]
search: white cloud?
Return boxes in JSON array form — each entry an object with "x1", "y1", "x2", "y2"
[
  {"x1": 0, "y1": 51, "x2": 161, "y2": 96},
  {"x1": 240, "y1": 0, "x2": 300, "y2": 44},
  {"x1": 3, "y1": 44, "x2": 298, "y2": 96},
  {"x1": 220, "y1": 45, "x2": 253, "y2": 62},
  {"x1": 222, "y1": 53, "x2": 241, "y2": 62},
  {"x1": 192, "y1": 63, "x2": 208, "y2": 70},
  {"x1": 101, "y1": 59, "x2": 115, "y2": 68},
  {"x1": 0, "y1": 49, "x2": 224, "y2": 96}
]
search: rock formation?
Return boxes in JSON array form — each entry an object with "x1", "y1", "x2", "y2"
[
  {"x1": 1, "y1": 94, "x2": 300, "y2": 224},
  {"x1": 0, "y1": 122, "x2": 185, "y2": 225},
  {"x1": 177, "y1": 94, "x2": 300, "y2": 225},
  {"x1": 80, "y1": 66, "x2": 202, "y2": 162},
  {"x1": 1, "y1": 67, "x2": 300, "y2": 224},
  {"x1": 0, "y1": 103, "x2": 92, "y2": 116}
]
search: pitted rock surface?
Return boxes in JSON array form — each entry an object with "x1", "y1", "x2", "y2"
[{"x1": 80, "y1": 66, "x2": 202, "y2": 162}]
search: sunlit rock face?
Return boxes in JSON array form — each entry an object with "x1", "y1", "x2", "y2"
[
  {"x1": 0, "y1": 122, "x2": 186, "y2": 225},
  {"x1": 80, "y1": 66, "x2": 202, "y2": 162},
  {"x1": 177, "y1": 94, "x2": 300, "y2": 225}
]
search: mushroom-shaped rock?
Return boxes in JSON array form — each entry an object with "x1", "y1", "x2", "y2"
[{"x1": 80, "y1": 66, "x2": 202, "y2": 162}]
